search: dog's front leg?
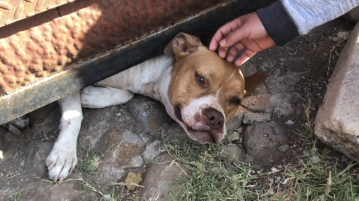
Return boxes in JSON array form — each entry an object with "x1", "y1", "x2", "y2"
[
  {"x1": 80, "y1": 86, "x2": 134, "y2": 108},
  {"x1": 46, "y1": 91, "x2": 83, "y2": 183}
]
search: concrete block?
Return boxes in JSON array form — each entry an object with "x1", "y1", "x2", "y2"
[{"x1": 315, "y1": 22, "x2": 359, "y2": 163}]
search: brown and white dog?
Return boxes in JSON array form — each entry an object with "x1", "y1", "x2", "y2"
[{"x1": 45, "y1": 33, "x2": 265, "y2": 183}]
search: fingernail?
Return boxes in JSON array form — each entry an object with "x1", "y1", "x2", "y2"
[{"x1": 220, "y1": 39, "x2": 226, "y2": 46}]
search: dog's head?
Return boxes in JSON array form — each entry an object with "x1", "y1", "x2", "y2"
[{"x1": 164, "y1": 33, "x2": 265, "y2": 144}]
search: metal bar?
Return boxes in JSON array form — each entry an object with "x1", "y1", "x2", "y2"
[
  {"x1": 0, "y1": 0, "x2": 227, "y2": 93},
  {"x1": 0, "y1": 0, "x2": 71, "y2": 27},
  {"x1": 0, "y1": 0, "x2": 275, "y2": 125}
]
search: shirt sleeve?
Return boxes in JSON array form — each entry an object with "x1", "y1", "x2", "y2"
[
  {"x1": 257, "y1": 0, "x2": 359, "y2": 46},
  {"x1": 257, "y1": 1, "x2": 298, "y2": 46},
  {"x1": 282, "y1": 0, "x2": 359, "y2": 35}
]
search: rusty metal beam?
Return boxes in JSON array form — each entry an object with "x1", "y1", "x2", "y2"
[
  {"x1": 0, "y1": 0, "x2": 275, "y2": 125},
  {"x1": 0, "y1": 0, "x2": 228, "y2": 93},
  {"x1": 0, "y1": 0, "x2": 72, "y2": 27}
]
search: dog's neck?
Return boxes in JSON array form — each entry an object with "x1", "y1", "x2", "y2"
[{"x1": 95, "y1": 55, "x2": 176, "y2": 117}]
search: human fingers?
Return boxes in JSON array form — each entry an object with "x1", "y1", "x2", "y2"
[
  {"x1": 226, "y1": 42, "x2": 245, "y2": 62},
  {"x1": 234, "y1": 48, "x2": 256, "y2": 66},
  {"x1": 220, "y1": 12, "x2": 268, "y2": 49},
  {"x1": 217, "y1": 46, "x2": 229, "y2": 59},
  {"x1": 209, "y1": 18, "x2": 243, "y2": 51}
]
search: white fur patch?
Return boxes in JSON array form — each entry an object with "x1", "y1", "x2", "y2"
[
  {"x1": 47, "y1": 92, "x2": 83, "y2": 183},
  {"x1": 47, "y1": 55, "x2": 174, "y2": 182},
  {"x1": 181, "y1": 95, "x2": 225, "y2": 129},
  {"x1": 81, "y1": 86, "x2": 134, "y2": 108}
]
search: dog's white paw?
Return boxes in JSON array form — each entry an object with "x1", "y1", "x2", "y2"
[
  {"x1": 46, "y1": 142, "x2": 77, "y2": 183},
  {"x1": 81, "y1": 86, "x2": 134, "y2": 108}
]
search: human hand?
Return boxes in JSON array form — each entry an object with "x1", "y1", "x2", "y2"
[{"x1": 209, "y1": 12, "x2": 276, "y2": 66}]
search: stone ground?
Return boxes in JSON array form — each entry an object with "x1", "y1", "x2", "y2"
[{"x1": 0, "y1": 17, "x2": 357, "y2": 200}]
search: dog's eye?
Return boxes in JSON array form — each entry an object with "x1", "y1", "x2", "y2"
[
  {"x1": 230, "y1": 98, "x2": 241, "y2": 105},
  {"x1": 196, "y1": 74, "x2": 205, "y2": 85}
]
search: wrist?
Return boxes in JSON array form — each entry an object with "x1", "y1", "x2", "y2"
[{"x1": 257, "y1": 1, "x2": 299, "y2": 46}]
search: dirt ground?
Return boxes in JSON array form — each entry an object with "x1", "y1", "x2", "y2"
[
  {"x1": 0, "y1": 17, "x2": 357, "y2": 200},
  {"x1": 233, "y1": 17, "x2": 358, "y2": 196}
]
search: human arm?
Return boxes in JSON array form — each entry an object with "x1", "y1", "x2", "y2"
[
  {"x1": 209, "y1": 12, "x2": 276, "y2": 66},
  {"x1": 210, "y1": 0, "x2": 359, "y2": 66},
  {"x1": 282, "y1": 0, "x2": 359, "y2": 35}
]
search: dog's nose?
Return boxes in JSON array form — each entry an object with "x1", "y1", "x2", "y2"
[{"x1": 205, "y1": 108, "x2": 224, "y2": 129}]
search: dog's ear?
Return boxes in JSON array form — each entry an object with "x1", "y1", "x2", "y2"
[
  {"x1": 163, "y1": 33, "x2": 200, "y2": 58},
  {"x1": 244, "y1": 71, "x2": 266, "y2": 96}
]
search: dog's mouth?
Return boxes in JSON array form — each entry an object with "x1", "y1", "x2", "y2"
[
  {"x1": 186, "y1": 125, "x2": 214, "y2": 143},
  {"x1": 174, "y1": 106, "x2": 223, "y2": 144}
]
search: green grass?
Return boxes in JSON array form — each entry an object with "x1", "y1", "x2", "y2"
[
  {"x1": 54, "y1": 93, "x2": 359, "y2": 200},
  {"x1": 161, "y1": 93, "x2": 359, "y2": 201},
  {"x1": 77, "y1": 146, "x2": 112, "y2": 177},
  {"x1": 164, "y1": 139, "x2": 258, "y2": 200},
  {"x1": 268, "y1": 140, "x2": 359, "y2": 201},
  {"x1": 11, "y1": 192, "x2": 21, "y2": 201},
  {"x1": 161, "y1": 128, "x2": 359, "y2": 201},
  {"x1": 105, "y1": 187, "x2": 123, "y2": 201},
  {"x1": 32, "y1": 97, "x2": 358, "y2": 201},
  {"x1": 272, "y1": 94, "x2": 359, "y2": 201}
]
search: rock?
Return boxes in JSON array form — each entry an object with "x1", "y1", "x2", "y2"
[
  {"x1": 0, "y1": 187, "x2": 15, "y2": 198},
  {"x1": 252, "y1": 83, "x2": 270, "y2": 94},
  {"x1": 205, "y1": 166, "x2": 221, "y2": 174},
  {"x1": 241, "y1": 94, "x2": 274, "y2": 114},
  {"x1": 102, "y1": 194, "x2": 112, "y2": 200},
  {"x1": 242, "y1": 94, "x2": 294, "y2": 118},
  {"x1": 165, "y1": 122, "x2": 190, "y2": 141},
  {"x1": 271, "y1": 168, "x2": 279, "y2": 173},
  {"x1": 343, "y1": 6, "x2": 359, "y2": 23},
  {"x1": 243, "y1": 121, "x2": 289, "y2": 166},
  {"x1": 126, "y1": 96, "x2": 172, "y2": 135},
  {"x1": 125, "y1": 172, "x2": 142, "y2": 190},
  {"x1": 139, "y1": 153, "x2": 191, "y2": 201},
  {"x1": 285, "y1": 120, "x2": 294, "y2": 125},
  {"x1": 19, "y1": 181, "x2": 98, "y2": 201},
  {"x1": 97, "y1": 129, "x2": 145, "y2": 185},
  {"x1": 78, "y1": 105, "x2": 119, "y2": 149},
  {"x1": 341, "y1": 155, "x2": 349, "y2": 163},
  {"x1": 242, "y1": 112, "x2": 271, "y2": 124},
  {"x1": 337, "y1": 31, "x2": 349, "y2": 41},
  {"x1": 264, "y1": 71, "x2": 303, "y2": 94},
  {"x1": 24, "y1": 141, "x2": 53, "y2": 177},
  {"x1": 226, "y1": 106, "x2": 246, "y2": 131},
  {"x1": 315, "y1": 23, "x2": 359, "y2": 163},
  {"x1": 312, "y1": 155, "x2": 320, "y2": 163},
  {"x1": 139, "y1": 133, "x2": 150, "y2": 144},
  {"x1": 277, "y1": 145, "x2": 289, "y2": 153},
  {"x1": 331, "y1": 36, "x2": 339, "y2": 42},
  {"x1": 282, "y1": 179, "x2": 289, "y2": 185},
  {"x1": 218, "y1": 144, "x2": 245, "y2": 163},
  {"x1": 142, "y1": 140, "x2": 161, "y2": 164},
  {"x1": 243, "y1": 154, "x2": 254, "y2": 163},
  {"x1": 269, "y1": 93, "x2": 294, "y2": 117},
  {"x1": 100, "y1": 129, "x2": 145, "y2": 169},
  {"x1": 94, "y1": 167, "x2": 125, "y2": 187},
  {"x1": 228, "y1": 130, "x2": 241, "y2": 142}
]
